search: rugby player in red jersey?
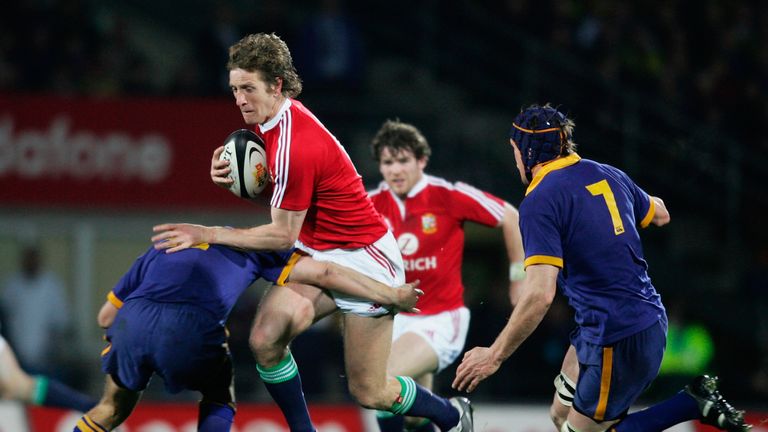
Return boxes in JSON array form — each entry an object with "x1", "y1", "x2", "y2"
[
  {"x1": 152, "y1": 33, "x2": 473, "y2": 432},
  {"x1": 368, "y1": 119, "x2": 525, "y2": 431}
]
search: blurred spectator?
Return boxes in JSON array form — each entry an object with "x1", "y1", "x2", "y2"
[
  {"x1": 194, "y1": 2, "x2": 243, "y2": 96},
  {"x1": 293, "y1": 0, "x2": 365, "y2": 93},
  {"x1": 0, "y1": 245, "x2": 71, "y2": 376}
]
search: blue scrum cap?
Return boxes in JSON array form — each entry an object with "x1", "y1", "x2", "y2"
[{"x1": 509, "y1": 105, "x2": 568, "y2": 180}]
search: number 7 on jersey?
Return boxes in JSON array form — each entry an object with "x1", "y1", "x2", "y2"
[{"x1": 586, "y1": 179, "x2": 625, "y2": 235}]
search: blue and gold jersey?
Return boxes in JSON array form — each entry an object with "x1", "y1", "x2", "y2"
[
  {"x1": 520, "y1": 154, "x2": 665, "y2": 345},
  {"x1": 107, "y1": 244, "x2": 300, "y2": 324}
]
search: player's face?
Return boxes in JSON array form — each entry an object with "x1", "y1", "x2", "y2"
[
  {"x1": 229, "y1": 68, "x2": 281, "y2": 125},
  {"x1": 510, "y1": 139, "x2": 529, "y2": 185},
  {"x1": 379, "y1": 147, "x2": 427, "y2": 199}
]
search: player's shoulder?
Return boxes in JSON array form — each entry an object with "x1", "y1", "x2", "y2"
[{"x1": 368, "y1": 181, "x2": 390, "y2": 198}]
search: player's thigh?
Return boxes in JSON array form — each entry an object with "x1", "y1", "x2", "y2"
[
  {"x1": 342, "y1": 313, "x2": 393, "y2": 390},
  {"x1": 572, "y1": 321, "x2": 666, "y2": 424},
  {"x1": 551, "y1": 345, "x2": 578, "y2": 427},
  {"x1": 389, "y1": 308, "x2": 469, "y2": 378},
  {"x1": 388, "y1": 332, "x2": 439, "y2": 379}
]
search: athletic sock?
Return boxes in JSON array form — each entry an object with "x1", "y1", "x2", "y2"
[
  {"x1": 389, "y1": 376, "x2": 459, "y2": 431},
  {"x1": 73, "y1": 414, "x2": 108, "y2": 432},
  {"x1": 407, "y1": 418, "x2": 435, "y2": 431},
  {"x1": 376, "y1": 409, "x2": 405, "y2": 431},
  {"x1": 198, "y1": 401, "x2": 235, "y2": 432},
  {"x1": 613, "y1": 391, "x2": 699, "y2": 432},
  {"x1": 33, "y1": 375, "x2": 98, "y2": 413},
  {"x1": 257, "y1": 352, "x2": 315, "y2": 432}
]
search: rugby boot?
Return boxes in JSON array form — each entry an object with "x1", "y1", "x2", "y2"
[
  {"x1": 448, "y1": 397, "x2": 474, "y2": 432},
  {"x1": 684, "y1": 375, "x2": 752, "y2": 431}
]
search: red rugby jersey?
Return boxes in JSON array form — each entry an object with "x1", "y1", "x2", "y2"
[
  {"x1": 369, "y1": 175, "x2": 505, "y2": 314},
  {"x1": 258, "y1": 99, "x2": 386, "y2": 249}
]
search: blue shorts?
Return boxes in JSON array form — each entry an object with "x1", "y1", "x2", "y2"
[
  {"x1": 571, "y1": 318, "x2": 667, "y2": 422},
  {"x1": 102, "y1": 299, "x2": 231, "y2": 394}
]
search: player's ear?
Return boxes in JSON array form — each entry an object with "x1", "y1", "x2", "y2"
[
  {"x1": 418, "y1": 156, "x2": 429, "y2": 169},
  {"x1": 273, "y1": 77, "x2": 283, "y2": 96}
]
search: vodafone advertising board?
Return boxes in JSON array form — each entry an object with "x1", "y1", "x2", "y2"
[{"x1": 0, "y1": 94, "x2": 261, "y2": 211}]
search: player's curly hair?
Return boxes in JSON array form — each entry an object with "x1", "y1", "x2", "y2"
[
  {"x1": 371, "y1": 119, "x2": 432, "y2": 162},
  {"x1": 227, "y1": 33, "x2": 303, "y2": 98}
]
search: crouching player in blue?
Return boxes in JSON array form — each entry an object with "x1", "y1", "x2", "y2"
[
  {"x1": 453, "y1": 104, "x2": 752, "y2": 432},
  {"x1": 73, "y1": 242, "x2": 422, "y2": 432}
]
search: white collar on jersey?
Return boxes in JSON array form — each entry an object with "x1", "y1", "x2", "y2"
[{"x1": 259, "y1": 98, "x2": 293, "y2": 133}]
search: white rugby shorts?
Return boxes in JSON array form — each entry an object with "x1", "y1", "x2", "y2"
[
  {"x1": 295, "y1": 231, "x2": 405, "y2": 317},
  {"x1": 393, "y1": 306, "x2": 470, "y2": 372}
]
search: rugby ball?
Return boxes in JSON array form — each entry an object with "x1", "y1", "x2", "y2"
[{"x1": 219, "y1": 129, "x2": 269, "y2": 199}]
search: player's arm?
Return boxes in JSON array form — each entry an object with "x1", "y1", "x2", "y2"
[
  {"x1": 453, "y1": 263, "x2": 558, "y2": 393},
  {"x1": 97, "y1": 301, "x2": 119, "y2": 328},
  {"x1": 650, "y1": 196, "x2": 670, "y2": 226},
  {"x1": 151, "y1": 207, "x2": 307, "y2": 253},
  {"x1": 501, "y1": 202, "x2": 526, "y2": 306},
  {"x1": 289, "y1": 257, "x2": 422, "y2": 313}
]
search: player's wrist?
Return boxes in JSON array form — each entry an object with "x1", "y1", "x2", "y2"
[{"x1": 509, "y1": 262, "x2": 526, "y2": 281}]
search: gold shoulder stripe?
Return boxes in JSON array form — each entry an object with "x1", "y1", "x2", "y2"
[{"x1": 524, "y1": 255, "x2": 564, "y2": 268}]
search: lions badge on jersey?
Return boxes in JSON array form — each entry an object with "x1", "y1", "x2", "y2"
[{"x1": 421, "y1": 213, "x2": 437, "y2": 234}]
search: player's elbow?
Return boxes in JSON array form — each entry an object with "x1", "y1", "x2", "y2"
[
  {"x1": 96, "y1": 309, "x2": 115, "y2": 328},
  {"x1": 273, "y1": 232, "x2": 298, "y2": 250}
]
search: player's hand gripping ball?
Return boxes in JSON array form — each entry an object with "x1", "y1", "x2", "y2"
[{"x1": 219, "y1": 129, "x2": 269, "y2": 199}]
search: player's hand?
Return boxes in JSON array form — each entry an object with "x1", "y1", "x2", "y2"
[
  {"x1": 151, "y1": 223, "x2": 210, "y2": 253},
  {"x1": 392, "y1": 280, "x2": 423, "y2": 313},
  {"x1": 211, "y1": 146, "x2": 233, "y2": 188},
  {"x1": 452, "y1": 346, "x2": 503, "y2": 393}
]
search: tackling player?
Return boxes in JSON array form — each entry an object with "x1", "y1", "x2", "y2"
[
  {"x1": 453, "y1": 104, "x2": 752, "y2": 432},
  {"x1": 151, "y1": 33, "x2": 474, "y2": 432},
  {"x1": 368, "y1": 119, "x2": 525, "y2": 432},
  {"x1": 72, "y1": 242, "x2": 422, "y2": 432}
]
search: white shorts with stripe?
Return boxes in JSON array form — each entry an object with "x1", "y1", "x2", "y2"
[
  {"x1": 393, "y1": 306, "x2": 470, "y2": 372},
  {"x1": 295, "y1": 231, "x2": 405, "y2": 317}
]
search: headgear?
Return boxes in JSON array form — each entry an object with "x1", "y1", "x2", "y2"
[{"x1": 509, "y1": 105, "x2": 569, "y2": 181}]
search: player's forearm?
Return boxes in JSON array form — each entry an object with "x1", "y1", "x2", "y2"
[
  {"x1": 490, "y1": 265, "x2": 557, "y2": 362},
  {"x1": 319, "y1": 262, "x2": 396, "y2": 304},
  {"x1": 490, "y1": 288, "x2": 551, "y2": 361},
  {"x1": 209, "y1": 224, "x2": 295, "y2": 251},
  {"x1": 97, "y1": 301, "x2": 119, "y2": 328},
  {"x1": 502, "y1": 203, "x2": 525, "y2": 264}
]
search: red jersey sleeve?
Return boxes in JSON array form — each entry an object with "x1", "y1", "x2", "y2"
[{"x1": 449, "y1": 181, "x2": 506, "y2": 227}]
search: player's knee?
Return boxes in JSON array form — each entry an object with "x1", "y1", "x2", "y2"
[
  {"x1": 346, "y1": 381, "x2": 385, "y2": 410},
  {"x1": 550, "y1": 404, "x2": 567, "y2": 430}
]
